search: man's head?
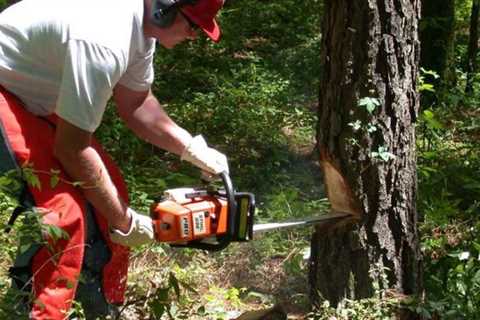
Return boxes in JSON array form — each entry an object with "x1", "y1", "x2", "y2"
[{"x1": 146, "y1": 0, "x2": 224, "y2": 47}]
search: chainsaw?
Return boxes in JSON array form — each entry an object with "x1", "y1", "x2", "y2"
[{"x1": 150, "y1": 172, "x2": 350, "y2": 251}]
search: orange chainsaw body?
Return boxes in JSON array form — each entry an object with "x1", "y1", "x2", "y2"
[{"x1": 151, "y1": 195, "x2": 228, "y2": 244}]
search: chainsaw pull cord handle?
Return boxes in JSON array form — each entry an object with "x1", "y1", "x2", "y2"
[{"x1": 219, "y1": 171, "x2": 237, "y2": 239}]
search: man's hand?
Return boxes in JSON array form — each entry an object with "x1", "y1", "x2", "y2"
[
  {"x1": 181, "y1": 135, "x2": 229, "y2": 175},
  {"x1": 110, "y1": 208, "x2": 155, "y2": 247}
]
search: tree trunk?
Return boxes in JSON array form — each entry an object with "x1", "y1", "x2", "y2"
[
  {"x1": 420, "y1": 0, "x2": 456, "y2": 86},
  {"x1": 466, "y1": 0, "x2": 480, "y2": 93},
  {"x1": 310, "y1": 0, "x2": 422, "y2": 312}
]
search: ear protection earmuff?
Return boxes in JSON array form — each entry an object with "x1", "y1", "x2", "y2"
[{"x1": 151, "y1": 0, "x2": 196, "y2": 28}]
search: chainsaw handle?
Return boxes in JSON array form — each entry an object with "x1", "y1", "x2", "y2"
[{"x1": 220, "y1": 171, "x2": 237, "y2": 239}]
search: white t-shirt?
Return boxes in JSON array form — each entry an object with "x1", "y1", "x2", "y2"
[{"x1": 0, "y1": 0, "x2": 156, "y2": 132}]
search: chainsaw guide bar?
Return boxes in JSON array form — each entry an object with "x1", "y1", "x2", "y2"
[
  {"x1": 150, "y1": 172, "x2": 351, "y2": 251},
  {"x1": 252, "y1": 212, "x2": 351, "y2": 233}
]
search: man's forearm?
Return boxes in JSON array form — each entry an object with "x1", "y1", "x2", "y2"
[
  {"x1": 55, "y1": 145, "x2": 131, "y2": 232},
  {"x1": 128, "y1": 104, "x2": 192, "y2": 155},
  {"x1": 115, "y1": 90, "x2": 192, "y2": 155}
]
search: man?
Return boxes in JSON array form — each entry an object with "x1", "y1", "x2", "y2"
[{"x1": 0, "y1": 0, "x2": 228, "y2": 318}]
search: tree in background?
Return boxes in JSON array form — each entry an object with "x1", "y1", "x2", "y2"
[
  {"x1": 310, "y1": 0, "x2": 422, "y2": 315},
  {"x1": 420, "y1": 0, "x2": 456, "y2": 90},
  {"x1": 466, "y1": 0, "x2": 480, "y2": 93}
]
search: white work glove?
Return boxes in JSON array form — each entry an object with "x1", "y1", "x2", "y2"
[
  {"x1": 110, "y1": 208, "x2": 154, "y2": 247},
  {"x1": 181, "y1": 135, "x2": 229, "y2": 176}
]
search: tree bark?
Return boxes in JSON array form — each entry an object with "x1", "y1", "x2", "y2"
[
  {"x1": 466, "y1": 0, "x2": 480, "y2": 93},
  {"x1": 310, "y1": 0, "x2": 422, "y2": 311}
]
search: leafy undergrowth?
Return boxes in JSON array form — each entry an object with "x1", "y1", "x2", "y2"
[
  {"x1": 118, "y1": 236, "x2": 313, "y2": 319},
  {"x1": 415, "y1": 66, "x2": 480, "y2": 319}
]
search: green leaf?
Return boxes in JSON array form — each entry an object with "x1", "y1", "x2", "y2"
[
  {"x1": 43, "y1": 224, "x2": 70, "y2": 242},
  {"x1": 0, "y1": 175, "x2": 13, "y2": 188},
  {"x1": 358, "y1": 97, "x2": 381, "y2": 114},
  {"x1": 472, "y1": 242, "x2": 480, "y2": 252},
  {"x1": 19, "y1": 244, "x2": 32, "y2": 255},
  {"x1": 366, "y1": 124, "x2": 377, "y2": 133},
  {"x1": 473, "y1": 270, "x2": 480, "y2": 285},
  {"x1": 196, "y1": 306, "x2": 206, "y2": 315},
  {"x1": 422, "y1": 109, "x2": 443, "y2": 129},
  {"x1": 150, "y1": 300, "x2": 166, "y2": 318},
  {"x1": 155, "y1": 287, "x2": 170, "y2": 302},
  {"x1": 169, "y1": 272, "x2": 181, "y2": 298},
  {"x1": 371, "y1": 146, "x2": 395, "y2": 162},
  {"x1": 419, "y1": 83, "x2": 435, "y2": 92},
  {"x1": 50, "y1": 175, "x2": 59, "y2": 189},
  {"x1": 22, "y1": 166, "x2": 41, "y2": 190},
  {"x1": 420, "y1": 68, "x2": 440, "y2": 79},
  {"x1": 348, "y1": 120, "x2": 362, "y2": 131}
]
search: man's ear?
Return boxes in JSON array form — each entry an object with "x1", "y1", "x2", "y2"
[{"x1": 150, "y1": 0, "x2": 179, "y2": 28}]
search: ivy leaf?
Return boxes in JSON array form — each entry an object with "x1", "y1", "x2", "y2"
[
  {"x1": 358, "y1": 97, "x2": 381, "y2": 114},
  {"x1": 367, "y1": 124, "x2": 378, "y2": 133},
  {"x1": 371, "y1": 146, "x2": 396, "y2": 162},
  {"x1": 49, "y1": 169, "x2": 60, "y2": 189},
  {"x1": 420, "y1": 68, "x2": 440, "y2": 79},
  {"x1": 50, "y1": 175, "x2": 59, "y2": 189},
  {"x1": 22, "y1": 166, "x2": 41, "y2": 190},
  {"x1": 348, "y1": 120, "x2": 362, "y2": 131},
  {"x1": 420, "y1": 83, "x2": 435, "y2": 92},
  {"x1": 43, "y1": 224, "x2": 70, "y2": 243}
]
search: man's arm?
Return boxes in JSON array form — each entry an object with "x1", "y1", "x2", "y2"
[
  {"x1": 112, "y1": 84, "x2": 192, "y2": 155},
  {"x1": 113, "y1": 83, "x2": 229, "y2": 177},
  {"x1": 54, "y1": 119, "x2": 131, "y2": 232}
]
